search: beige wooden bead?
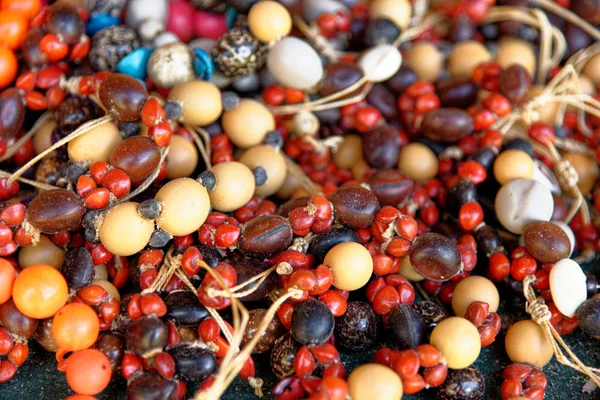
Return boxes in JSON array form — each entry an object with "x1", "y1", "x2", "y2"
[
  {"x1": 248, "y1": 1, "x2": 292, "y2": 42},
  {"x1": 493, "y1": 149, "x2": 535, "y2": 185},
  {"x1": 404, "y1": 42, "x2": 443, "y2": 82},
  {"x1": 448, "y1": 41, "x2": 491, "y2": 79},
  {"x1": 168, "y1": 80, "x2": 222, "y2": 126},
  {"x1": 33, "y1": 119, "x2": 57, "y2": 157},
  {"x1": 68, "y1": 121, "x2": 122, "y2": 163},
  {"x1": 505, "y1": 320, "x2": 553, "y2": 367},
  {"x1": 166, "y1": 135, "x2": 199, "y2": 179},
  {"x1": 18, "y1": 235, "x2": 65, "y2": 269},
  {"x1": 92, "y1": 279, "x2": 121, "y2": 302},
  {"x1": 528, "y1": 85, "x2": 559, "y2": 124},
  {"x1": 451, "y1": 276, "x2": 499, "y2": 318},
  {"x1": 155, "y1": 178, "x2": 210, "y2": 236},
  {"x1": 496, "y1": 38, "x2": 536, "y2": 77},
  {"x1": 430, "y1": 317, "x2": 481, "y2": 369},
  {"x1": 276, "y1": 172, "x2": 302, "y2": 199},
  {"x1": 222, "y1": 99, "x2": 275, "y2": 149},
  {"x1": 324, "y1": 242, "x2": 373, "y2": 291},
  {"x1": 583, "y1": 53, "x2": 600, "y2": 87},
  {"x1": 348, "y1": 363, "x2": 403, "y2": 400},
  {"x1": 562, "y1": 152, "x2": 599, "y2": 196},
  {"x1": 398, "y1": 143, "x2": 438, "y2": 181},
  {"x1": 398, "y1": 255, "x2": 425, "y2": 282},
  {"x1": 351, "y1": 158, "x2": 370, "y2": 181},
  {"x1": 99, "y1": 202, "x2": 155, "y2": 257},
  {"x1": 209, "y1": 161, "x2": 255, "y2": 212},
  {"x1": 369, "y1": 0, "x2": 412, "y2": 29},
  {"x1": 239, "y1": 145, "x2": 287, "y2": 197},
  {"x1": 333, "y1": 135, "x2": 363, "y2": 170}
]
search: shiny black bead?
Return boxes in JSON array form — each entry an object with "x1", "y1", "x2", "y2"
[{"x1": 291, "y1": 299, "x2": 334, "y2": 346}]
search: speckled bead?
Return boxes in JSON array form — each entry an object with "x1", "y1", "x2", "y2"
[
  {"x1": 212, "y1": 28, "x2": 264, "y2": 78},
  {"x1": 90, "y1": 25, "x2": 140, "y2": 72},
  {"x1": 147, "y1": 42, "x2": 195, "y2": 88}
]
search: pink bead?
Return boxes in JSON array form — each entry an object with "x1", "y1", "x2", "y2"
[
  {"x1": 166, "y1": 0, "x2": 195, "y2": 42},
  {"x1": 193, "y1": 10, "x2": 228, "y2": 40}
]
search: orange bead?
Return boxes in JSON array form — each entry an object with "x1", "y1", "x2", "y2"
[
  {"x1": 65, "y1": 349, "x2": 111, "y2": 395},
  {"x1": 0, "y1": 258, "x2": 16, "y2": 304},
  {"x1": 12, "y1": 264, "x2": 68, "y2": 319},
  {"x1": 0, "y1": 46, "x2": 16, "y2": 89},
  {"x1": 1, "y1": 0, "x2": 41, "y2": 20},
  {"x1": 52, "y1": 303, "x2": 100, "y2": 352},
  {"x1": 65, "y1": 396, "x2": 97, "y2": 400},
  {"x1": 0, "y1": 11, "x2": 27, "y2": 50},
  {"x1": 39, "y1": 33, "x2": 69, "y2": 62}
]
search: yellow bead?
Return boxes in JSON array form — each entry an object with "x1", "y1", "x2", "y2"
[
  {"x1": 324, "y1": 242, "x2": 373, "y2": 291},
  {"x1": 430, "y1": 317, "x2": 481, "y2": 369},
  {"x1": 222, "y1": 99, "x2": 275, "y2": 149},
  {"x1": 448, "y1": 41, "x2": 491, "y2": 79},
  {"x1": 348, "y1": 363, "x2": 403, "y2": 400},
  {"x1": 505, "y1": 320, "x2": 553, "y2": 368},
  {"x1": 155, "y1": 178, "x2": 210, "y2": 236},
  {"x1": 248, "y1": 1, "x2": 292, "y2": 42},
  {"x1": 451, "y1": 276, "x2": 499, "y2": 318},
  {"x1": 493, "y1": 149, "x2": 535, "y2": 185}
]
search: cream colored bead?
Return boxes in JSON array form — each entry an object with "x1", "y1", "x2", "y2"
[
  {"x1": 404, "y1": 42, "x2": 443, "y2": 82},
  {"x1": 94, "y1": 264, "x2": 108, "y2": 281},
  {"x1": 583, "y1": 53, "x2": 600, "y2": 87},
  {"x1": 168, "y1": 80, "x2": 223, "y2": 126},
  {"x1": 209, "y1": 161, "x2": 256, "y2": 212},
  {"x1": 398, "y1": 143, "x2": 438, "y2": 182},
  {"x1": 527, "y1": 85, "x2": 559, "y2": 124},
  {"x1": 496, "y1": 38, "x2": 536, "y2": 77},
  {"x1": 505, "y1": 320, "x2": 553, "y2": 367},
  {"x1": 493, "y1": 149, "x2": 535, "y2": 185},
  {"x1": 239, "y1": 145, "x2": 287, "y2": 197},
  {"x1": 348, "y1": 364, "x2": 403, "y2": 400},
  {"x1": 324, "y1": 242, "x2": 373, "y2": 291},
  {"x1": 267, "y1": 37, "x2": 324, "y2": 91},
  {"x1": 248, "y1": 1, "x2": 292, "y2": 42},
  {"x1": 99, "y1": 202, "x2": 155, "y2": 257},
  {"x1": 451, "y1": 276, "x2": 499, "y2": 318},
  {"x1": 18, "y1": 235, "x2": 65, "y2": 269},
  {"x1": 68, "y1": 121, "x2": 122, "y2": 163},
  {"x1": 333, "y1": 135, "x2": 363, "y2": 170},
  {"x1": 398, "y1": 255, "x2": 424, "y2": 282},
  {"x1": 562, "y1": 152, "x2": 599, "y2": 196},
  {"x1": 358, "y1": 44, "x2": 403, "y2": 82},
  {"x1": 448, "y1": 41, "x2": 491, "y2": 79},
  {"x1": 166, "y1": 135, "x2": 199, "y2": 179},
  {"x1": 293, "y1": 111, "x2": 320, "y2": 137},
  {"x1": 92, "y1": 279, "x2": 121, "y2": 301},
  {"x1": 222, "y1": 99, "x2": 275, "y2": 149},
  {"x1": 33, "y1": 119, "x2": 57, "y2": 157},
  {"x1": 369, "y1": 0, "x2": 412, "y2": 29},
  {"x1": 430, "y1": 317, "x2": 481, "y2": 369},
  {"x1": 155, "y1": 178, "x2": 210, "y2": 236}
]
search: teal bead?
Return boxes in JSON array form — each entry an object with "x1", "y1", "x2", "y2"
[
  {"x1": 116, "y1": 48, "x2": 152, "y2": 81},
  {"x1": 86, "y1": 13, "x2": 120, "y2": 36},
  {"x1": 193, "y1": 48, "x2": 214, "y2": 81},
  {"x1": 225, "y1": 7, "x2": 238, "y2": 29}
]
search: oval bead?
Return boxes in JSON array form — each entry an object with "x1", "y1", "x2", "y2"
[
  {"x1": 99, "y1": 202, "x2": 155, "y2": 257},
  {"x1": 549, "y1": 258, "x2": 587, "y2": 317},
  {"x1": 155, "y1": 178, "x2": 210, "y2": 237},
  {"x1": 27, "y1": 189, "x2": 85, "y2": 234},
  {"x1": 319, "y1": 62, "x2": 363, "y2": 97},
  {"x1": 109, "y1": 136, "x2": 161, "y2": 183},
  {"x1": 330, "y1": 185, "x2": 380, "y2": 230},
  {"x1": 409, "y1": 232, "x2": 462, "y2": 281},
  {"x1": 68, "y1": 121, "x2": 122, "y2": 163},
  {"x1": 267, "y1": 37, "x2": 324, "y2": 90},
  {"x1": 362, "y1": 125, "x2": 400, "y2": 169},
  {"x1": 238, "y1": 215, "x2": 293, "y2": 258},
  {"x1": 576, "y1": 298, "x2": 600, "y2": 337},
  {"x1": 0, "y1": 88, "x2": 25, "y2": 139},
  {"x1": 523, "y1": 221, "x2": 571, "y2": 263},
  {"x1": 99, "y1": 73, "x2": 148, "y2": 121},
  {"x1": 368, "y1": 169, "x2": 415, "y2": 206},
  {"x1": 358, "y1": 44, "x2": 402, "y2": 83},
  {"x1": 422, "y1": 108, "x2": 474, "y2": 143}
]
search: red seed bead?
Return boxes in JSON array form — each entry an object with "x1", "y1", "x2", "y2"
[
  {"x1": 69, "y1": 38, "x2": 90, "y2": 62},
  {"x1": 39, "y1": 34, "x2": 69, "y2": 62},
  {"x1": 366, "y1": 277, "x2": 386, "y2": 303},
  {"x1": 320, "y1": 376, "x2": 348, "y2": 400},
  {"x1": 0, "y1": 328, "x2": 13, "y2": 355},
  {"x1": 488, "y1": 252, "x2": 510, "y2": 282},
  {"x1": 154, "y1": 352, "x2": 175, "y2": 380},
  {"x1": 294, "y1": 346, "x2": 316, "y2": 377},
  {"x1": 0, "y1": 203, "x2": 24, "y2": 226},
  {"x1": 84, "y1": 188, "x2": 110, "y2": 209},
  {"x1": 16, "y1": 71, "x2": 36, "y2": 92},
  {"x1": 502, "y1": 363, "x2": 532, "y2": 381},
  {"x1": 7, "y1": 343, "x2": 28, "y2": 367},
  {"x1": 524, "y1": 368, "x2": 547, "y2": 390},
  {"x1": 214, "y1": 224, "x2": 240, "y2": 248},
  {"x1": 0, "y1": 359, "x2": 16, "y2": 382},
  {"x1": 372, "y1": 285, "x2": 400, "y2": 315},
  {"x1": 149, "y1": 121, "x2": 172, "y2": 147},
  {"x1": 141, "y1": 97, "x2": 166, "y2": 127},
  {"x1": 122, "y1": 353, "x2": 143, "y2": 380},
  {"x1": 464, "y1": 301, "x2": 489, "y2": 327},
  {"x1": 528, "y1": 122, "x2": 555, "y2": 145},
  {"x1": 262, "y1": 85, "x2": 285, "y2": 106},
  {"x1": 89, "y1": 161, "x2": 110, "y2": 184},
  {"x1": 288, "y1": 270, "x2": 317, "y2": 292},
  {"x1": 310, "y1": 265, "x2": 334, "y2": 296},
  {"x1": 311, "y1": 343, "x2": 340, "y2": 365},
  {"x1": 393, "y1": 349, "x2": 420, "y2": 379},
  {"x1": 276, "y1": 302, "x2": 294, "y2": 330},
  {"x1": 24, "y1": 91, "x2": 47, "y2": 110},
  {"x1": 510, "y1": 254, "x2": 537, "y2": 281},
  {"x1": 500, "y1": 378, "x2": 523, "y2": 399},
  {"x1": 457, "y1": 161, "x2": 487, "y2": 184},
  {"x1": 355, "y1": 106, "x2": 381, "y2": 133},
  {"x1": 482, "y1": 93, "x2": 511, "y2": 117},
  {"x1": 422, "y1": 363, "x2": 447, "y2": 387},
  {"x1": 402, "y1": 373, "x2": 426, "y2": 395},
  {"x1": 319, "y1": 290, "x2": 347, "y2": 317},
  {"x1": 140, "y1": 293, "x2": 167, "y2": 317},
  {"x1": 459, "y1": 202, "x2": 484, "y2": 231},
  {"x1": 198, "y1": 318, "x2": 220, "y2": 343},
  {"x1": 102, "y1": 168, "x2": 131, "y2": 199},
  {"x1": 416, "y1": 344, "x2": 441, "y2": 368}
]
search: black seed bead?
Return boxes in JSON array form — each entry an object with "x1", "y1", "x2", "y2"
[
  {"x1": 164, "y1": 101, "x2": 182, "y2": 120},
  {"x1": 253, "y1": 166, "x2": 267, "y2": 186},
  {"x1": 138, "y1": 199, "x2": 161, "y2": 220},
  {"x1": 265, "y1": 130, "x2": 284, "y2": 149},
  {"x1": 85, "y1": 228, "x2": 99, "y2": 244},
  {"x1": 503, "y1": 138, "x2": 534, "y2": 157},
  {"x1": 222, "y1": 91, "x2": 240, "y2": 110},
  {"x1": 82, "y1": 210, "x2": 100, "y2": 230},
  {"x1": 364, "y1": 18, "x2": 400, "y2": 47},
  {"x1": 119, "y1": 121, "x2": 139, "y2": 139},
  {"x1": 66, "y1": 163, "x2": 86, "y2": 182},
  {"x1": 197, "y1": 171, "x2": 216, "y2": 191},
  {"x1": 149, "y1": 229, "x2": 171, "y2": 248}
]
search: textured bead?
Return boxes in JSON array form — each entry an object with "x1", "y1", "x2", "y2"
[
  {"x1": 90, "y1": 25, "x2": 140, "y2": 72},
  {"x1": 212, "y1": 28, "x2": 263, "y2": 78},
  {"x1": 147, "y1": 43, "x2": 195, "y2": 89}
]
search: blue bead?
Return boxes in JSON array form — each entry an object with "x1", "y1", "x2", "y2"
[
  {"x1": 193, "y1": 48, "x2": 214, "y2": 81},
  {"x1": 86, "y1": 13, "x2": 120, "y2": 36},
  {"x1": 225, "y1": 8, "x2": 238, "y2": 29},
  {"x1": 116, "y1": 48, "x2": 153, "y2": 81}
]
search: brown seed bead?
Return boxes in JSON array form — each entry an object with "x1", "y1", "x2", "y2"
[
  {"x1": 222, "y1": 99, "x2": 275, "y2": 149},
  {"x1": 27, "y1": 189, "x2": 85, "y2": 234},
  {"x1": 324, "y1": 242, "x2": 373, "y2": 291},
  {"x1": 404, "y1": 41, "x2": 443, "y2": 82},
  {"x1": 398, "y1": 142, "x2": 439, "y2": 182},
  {"x1": 208, "y1": 161, "x2": 255, "y2": 212},
  {"x1": 0, "y1": 299, "x2": 39, "y2": 339},
  {"x1": 448, "y1": 41, "x2": 491, "y2": 79},
  {"x1": 451, "y1": 276, "x2": 499, "y2": 318},
  {"x1": 523, "y1": 221, "x2": 571, "y2": 264},
  {"x1": 362, "y1": 125, "x2": 400, "y2": 169},
  {"x1": 368, "y1": 169, "x2": 415, "y2": 206},
  {"x1": 499, "y1": 64, "x2": 531, "y2": 106},
  {"x1": 319, "y1": 62, "x2": 364, "y2": 97},
  {"x1": 422, "y1": 108, "x2": 474, "y2": 143},
  {"x1": 68, "y1": 121, "x2": 123, "y2": 163},
  {"x1": 94, "y1": 332, "x2": 126, "y2": 377},
  {"x1": 505, "y1": 320, "x2": 553, "y2": 368},
  {"x1": 22, "y1": 27, "x2": 47, "y2": 68},
  {"x1": 56, "y1": 97, "x2": 96, "y2": 132},
  {"x1": 18, "y1": 235, "x2": 66, "y2": 270},
  {"x1": 235, "y1": 259, "x2": 277, "y2": 301},
  {"x1": 0, "y1": 88, "x2": 25, "y2": 139},
  {"x1": 496, "y1": 38, "x2": 536, "y2": 77},
  {"x1": 99, "y1": 202, "x2": 155, "y2": 257},
  {"x1": 47, "y1": 2, "x2": 85, "y2": 44},
  {"x1": 348, "y1": 364, "x2": 403, "y2": 400},
  {"x1": 35, "y1": 318, "x2": 59, "y2": 352},
  {"x1": 99, "y1": 73, "x2": 148, "y2": 121},
  {"x1": 155, "y1": 178, "x2": 210, "y2": 236},
  {"x1": 238, "y1": 215, "x2": 293, "y2": 257},
  {"x1": 168, "y1": 80, "x2": 222, "y2": 126},
  {"x1": 166, "y1": 135, "x2": 198, "y2": 179},
  {"x1": 562, "y1": 152, "x2": 599, "y2": 195},
  {"x1": 331, "y1": 185, "x2": 380, "y2": 230},
  {"x1": 430, "y1": 317, "x2": 481, "y2": 369},
  {"x1": 277, "y1": 197, "x2": 310, "y2": 218},
  {"x1": 333, "y1": 135, "x2": 363, "y2": 170},
  {"x1": 409, "y1": 232, "x2": 462, "y2": 281},
  {"x1": 110, "y1": 136, "x2": 161, "y2": 182},
  {"x1": 493, "y1": 149, "x2": 534, "y2": 185},
  {"x1": 271, "y1": 332, "x2": 300, "y2": 379},
  {"x1": 239, "y1": 145, "x2": 287, "y2": 197},
  {"x1": 437, "y1": 79, "x2": 479, "y2": 109},
  {"x1": 242, "y1": 308, "x2": 285, "y2": 354}
]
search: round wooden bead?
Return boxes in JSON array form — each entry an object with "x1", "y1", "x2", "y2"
[
  {"x1": 239, "y1": 145, "x2": 287, "y2": 197},
  {"x1": 267, "y1": 37, "x2": 324, "y2": 90},
  {"x1": 222, "y1": 99, "x2": 275, "y2": 149},
  {"x1": 18, "y1": 235, "x2": 65, "y2": 269},
  {"x1": 493, "y1": 149, "x2": 535, "y2": 185},
  {"x1": 496, "y1": 38, "x2": 536, "y2": 77},
  {"x1": 549, "y1": 258, "x2": 587, "y2": 317},
  {"x1": 404, "y1": 42, "x2": 443, "y2": 82},
  {"x1": 358, "y1": 44, "x2": 402, "y2": 83},
  {"x1": 448, "y1": 41, "x2": 491, "y2": 79},
  {"x1": 324, "y1": 242, "x2": 373, "y2": 291},
  {"x1": 495, "y1": 178, "x2": 553, "y2": 234},
  {"x1": 333, "y1": 135, "x2": 362, "y2": 170},
  {"x1": 369, "y1": 0, "x2": 412, "y2": 29},
  {"x1": 398, "y1": 142, "x2": 439, "y2": 182},
  {"x1": 166, "y1": 135, "x2": 198, "y2": 179},
  {"x1": 33, "y1": 119, "x2": 57, "y2": 156},
  {"x1": 99, "y1": 202, "x2": 155, "y2": 256},
  {"x1": 155, "y1": 178, "x2": 210, "y2": 236},
  {"x1": 505, "y1": 320, "x2": 553, "y2": 368},
  {"x1": 452, "y1": 276, "x2": 499, "y2": 318},
  {"x1": 248, "y1": 1, "x2": 292, "y2": 43},
  {"x1": 430, "y1": 317, "x2": 481, "y2": 369},
  {"x1": 168, "y1": 80, "x2": 223, "y2": 126},
  {"x1": 562, "y1": 152, "x2": 599, "y2": 196},
  {"x1": 348, "y1": 364, "x2": 403, "y2": 400},
  {"x1": 209, "y1": 161, "x2": 255, "y2": 212},
  {"x1": 68, "y1": 121, "x2": 122, "y2": 163}
]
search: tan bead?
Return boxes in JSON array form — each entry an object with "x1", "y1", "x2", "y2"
[
  {"x1": 18, "y1": 235, "x2": 65, "y2": 269},
  {"x1": 94, "y1": 264, "x2": 108, "y2": 281},
  {"x1": 369, "y1": 0, "x2": 412, "y2": 29},
  {"x1": 404, "y1": 42, "x2": 443, "y2": 82},
  {"x1": 209, "y1": 161, "x2": 255, "y2": 212},
  {"x1": 505, "y1": 320, "x2": 553, "y2": 368},
  {"x1": 451, "y1": 276, "x2": 499, "y2": 318},
  {"x1": 92, "y1": 279, "x2": 121, "y2": 302},
  {"x1": 398, "y1": 143, "x2": 438, "y2": 182},
  {"x1": 398, "y1": 255, "x2": 424, "y2": 282},
  {"x1": 324, "y1": 242, "x2": 373, "y2": 291},
  {"x1": 222, "y1": 99, "x2": 275, "y2": 149},
  {"x1": 448, "y1": 41, "x2": 491, "y2": 79},
  {"x1": 33, "y1": 119, "x2": 57, "y2": 157},
  {"x1": 583, "y1": 53, "x2": 600, "y2": 87},
  {"x1": 493, "y1": 149, "x2": 535, "y2": 185},
  {"x1": 333, "y1": 135, "x2": 363, "y2": 170},
  {"x1": 155, "y1": 178, "x2": 210, "y2": 236},
  {"x1": 276, "y1": 172, "x2": 302, "y2": 199},
  {"x1": 166, "y1": 135, "x2": 199, "y2": 180},
  {"x1": 239, "y1": 145, "x2": 287, "y2": 197},
  {"x1": 168, "y1": 80, "x2": 222, "y2": 126},
  {"x1": 430, "y1": 316, "x2": 481, "y2": 369},
  {"x1": 527, "y1": 85, "x2": 559, "y2": 124},
  {"x1": 68, "y1": 121, "x2": 122, "y2": 163},
  {"x1": 99, "y1": 202, "x2": 155, "y2": 257},
  {"x1": 348, "y1": 363, "x2": 403, "y2": 400},
  {"x1": 562, "y1": 152, "x2": 599, "y2": 196},
  {"x1": 248, "y1": 1, "x2": 292, "y2": 42},
  {"x1": 352, "y1": 158, "x2": 370, "y2": 182},
  {"x1": 496, "y1": 38, "x2": 536, "y2": 77},
  {"x1": 292, "y1": 187, "x2": 312, "y2": 198},
  {"x1": 292, "y1": 111, "x2": 320, "y2": 137}
]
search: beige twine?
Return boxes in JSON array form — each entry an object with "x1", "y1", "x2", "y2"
[{"x1": 183, "y1": 123, "x2": 212, "y2": 169}]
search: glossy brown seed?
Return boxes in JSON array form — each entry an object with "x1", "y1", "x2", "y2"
[
  {"x1": 235, "y1": 259, "x2": 277, "y2": 301},
  {"x1": 56, "y1": 97, "x2": 96, "y2": 131},
  {"x1": 436, "y1": 79, "x2": 478, "y2": 109},
  {"x1": 94, "y1": 331, "x2": 126, "y2": 377},
  {"x1": 368, "y1": 169, "x2": 415, "y2": 206},
  {"x1": 238, "y1": 215, "x2": 293, "y2": 257},
  {"x1": 386, "y1": 64, "x2": 418, "y2": 94},
  {"x1": 109, "y1": 136, "x2": 161, "y2": 182},
  {"x1": 571, "y1": 0, "x2": 600, "y2": 24},
  {"x1": 422, "y1": 108, "x2": 474, "y2": 143},
  {"x1": 0, "y1": 299, "x2": 39, "y2": 339},
  {"x1": 99, "y1": 73, "x2": 148, "y2": 121},
  {"x1": 319, "y1": 62, "x2": 363, "y2": 97},
  {"x1": 277, "y1": 197, "x2": 310, "y2": 218},
  {"x1": 34, "y1": 318, "x2": 58, "y2": 352},
  {"x1": 242, "y1": 308, "x2": 285, "y2": 354},
  {"x1": 499, "y1": 65, "x2": 531, "y2": 106},
  {"x1": 409, "y1": 232, "x2": 462, "y2": 281},
  {"x1": 366, "y1": 84, "x2": 398, "y2": 120},
  {"x1": 331, "y1": 185, "x2": 380, "y2": 229},
  {"x1": 270, "y1": 332, "x2": 300, "y2": 379},
  {"x1": 0, "y1": 88, "x2": 25, "y2": 139},
  {"x1": 523, "y1": 221, "x2": 571, "y2": 263},
  {"x1": 22, "y1": 27, "x2": 47, "y2": 68},
  {"x1": 47, "y1": 3, "x2": 85, "y2": 44},
  {"x1": 362, "y1": 125, "x2": 400, "y2": 169},
  {"x1": 27, "y1": 189, "x2": 85, "y2": 234}
]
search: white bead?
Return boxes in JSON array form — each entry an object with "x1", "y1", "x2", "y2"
[
  {"x1": 153, "y1": 31, "x2": 180, "y2": 47},
  {"x1": 138, "y1": 19, "x2": 164, "y2": 43},
  {"x1": 267, "y1": 37, "x2": 324, "y2": 90},
  {"x1": 550, "y1": 258, "x2": 587, "y2": 317},
  {"x1": 189, "y1": 38, "x2": 217, "y2": 53},
  {"x1": 358, "y1": 44, "x2": 403, "y2": 83},
  {"x1": 532, "y1": 160, "x2": 561, "y2": 193},
  {"x1": 147, "y1": 42, "x2": 194, "y2": 88},
  {"x1": 495, "y1": 178, "x2": 554, "y2": 234},
  {"x1": 551, "y1": 221, "x2": 575, "y2": 256},
  {"x1": 126, "y1": 0, "x2": 167, "y2": 29},
  {"x1": 302, "y1": 0, "x2": 348, "y2": 22}
]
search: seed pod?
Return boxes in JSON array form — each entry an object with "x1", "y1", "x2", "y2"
[
  {"x1": 168, "y1": 345, "x2": 217, "y2": 381},
  {"x1": 27, "y1": 189, "x2": 85, "y2": 234},
  {"x1": 61, "y1": 248, "x2": 94, "y2": 290},
  {"x1": 422, "y1": 108, "x2": 474, "y2": 143},
  {"x1": 238, "y1": 215, "x2": 293, "y2": 258}
]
